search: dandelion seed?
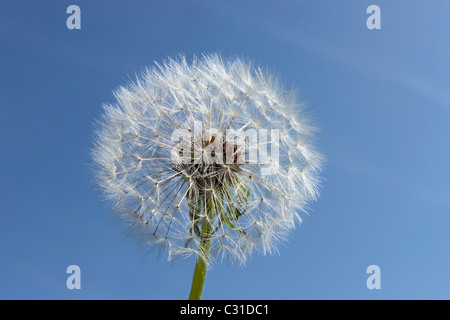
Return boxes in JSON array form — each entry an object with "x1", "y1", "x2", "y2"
[{"x1": 92, "y1": 53, "x2": 323, "y2": 299}]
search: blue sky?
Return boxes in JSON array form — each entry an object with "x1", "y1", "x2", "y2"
[{"x1": 1, "y1": 0, "x2": 450, "y2": 299}]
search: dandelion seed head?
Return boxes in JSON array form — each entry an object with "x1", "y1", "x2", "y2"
[{"x1": 92, "y1": 53, "x2": 323, "y2": 266}]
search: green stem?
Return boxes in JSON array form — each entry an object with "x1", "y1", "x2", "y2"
[
  {"x1": 188, "y1": 239, "x2": 209, "y2": 300},
  {"x1": 188, "y1": 199, "x2": 213, "y2": 300},
  {"x1": 189, "y1": 219, "x2": 211, "y2": 300}
]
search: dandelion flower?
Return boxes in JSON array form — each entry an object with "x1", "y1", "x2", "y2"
[{"x1": 92, "y1": 53, "x2": 323, "y2": 299}]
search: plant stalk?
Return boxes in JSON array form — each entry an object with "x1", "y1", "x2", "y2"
[{"x1": 188, "y1": 198, "x2": 213, "y2": 300}]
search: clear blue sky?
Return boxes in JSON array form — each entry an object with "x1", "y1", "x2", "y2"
[{"x1": 1, "y1": 0, "x2": 450, "y2": 299}]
